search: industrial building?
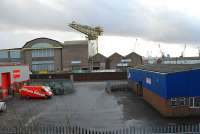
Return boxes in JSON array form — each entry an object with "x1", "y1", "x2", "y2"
[
  {"x1": 0, "y1": 64, "x2": 30, "y2": 99},
  {"x1": 161, "y1": 57, "x2": 200, "y2": 64},
  {"x1": 128, "y1": 64, "x2": 200, "y2": 117},
  {"x1": 0, "y1": 38, "x2": 90, "y2": 73},
  {"x1": 106, "y1": 52, "x2": 143, "y2": 71},
  {"x1": 0, "y1": 37, "x2": 143, "y2": 73},
  {"x1": 89, "y1": 53, "x2": 107, "y2": 70}
]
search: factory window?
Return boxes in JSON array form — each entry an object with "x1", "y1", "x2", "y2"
[
  {"x1": 0, "y1": 50, "x2": 8, "y2": 58},
  {"x1": 10, "y1": 50, "x2": 21, "y2": 58},
  {"x1": 189, "y1": 97, "x2": 200, "y2": 108},
  {"x1": 31, "y1": 43, "x2": 54, "y2": 48},
  {"x1": 31, "y1": 61, "x2": 55, "y2": 72},
  {"x1": 32, "y1": 49, "x2": 54, "y2": 57},
  {"x1": 170, "y1": 98, "x2": 177, "y2": 107},
  {"x1": 179, "y1": 97, "x2": 186, "y2": 106}
]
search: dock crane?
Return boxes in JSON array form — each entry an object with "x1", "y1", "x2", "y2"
[
  {"x1": 180, "y1": 44, "x2": 186, "y2": 58},
  {"x1": 68, "y1": 21, "x2": 103, "y2": 57},
  {"x1": 156, "y1": 44, "x2": 165, "y2": 64},
  {"x1": 158, "y1": 44, "x2": 165, "y2": 58}
]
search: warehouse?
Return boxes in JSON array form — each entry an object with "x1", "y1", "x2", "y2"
[
  {"x1": 128, "y1": 64, "x2": 200, "y2": 117},
  {"x1": 0, "y1": 64, "x2": 30, "y2": 99},
  {"x1": 0, "y1": 38, "x2": 90, "y2": 73}
]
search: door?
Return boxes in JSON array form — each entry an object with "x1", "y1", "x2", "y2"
[
  {"x1": 137, "y1": 81, "x2": 143, "y2": 96},
  {"x1": 1, "y1": 73, "x2": 11, "y2": 98}
]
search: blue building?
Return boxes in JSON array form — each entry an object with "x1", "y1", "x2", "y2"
[{"x1": 128, "y1": 64, "x2": 200, "y2": 117}]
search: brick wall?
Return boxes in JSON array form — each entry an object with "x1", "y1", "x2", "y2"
[{"x1": 31, "y1": 72, "x2": 127, "y2": 81}]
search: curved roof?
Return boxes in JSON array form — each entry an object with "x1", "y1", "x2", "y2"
[{"x1": 23, "y1": 38, "x2": 63, "y2": 49}]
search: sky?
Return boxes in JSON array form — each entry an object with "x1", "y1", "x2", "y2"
[{"x1": 0, "y1": 0, "x2": 200, "y2": 57}]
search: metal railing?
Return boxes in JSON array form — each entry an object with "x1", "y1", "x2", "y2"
[{"x1": 1, "y1": 123, "x2": 200, "y2": 134}]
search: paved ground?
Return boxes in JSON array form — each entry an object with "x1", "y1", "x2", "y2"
[{"x1": 0, "y1": 82, "x2": 200, "y2": 128}]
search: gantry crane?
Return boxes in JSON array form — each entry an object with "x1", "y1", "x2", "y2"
[{"x1": 68, "y1": 21, "x2": 103, "y2": 57}]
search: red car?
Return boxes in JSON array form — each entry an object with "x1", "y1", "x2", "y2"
[{"x1": 19, "y1": 85, "x2": 53, "y2": 99}]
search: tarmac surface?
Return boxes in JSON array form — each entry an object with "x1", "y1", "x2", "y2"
[{"x1": 0, "y1": 82, "x2": 200, "y2": 128}]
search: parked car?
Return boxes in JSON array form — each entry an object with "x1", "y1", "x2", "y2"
[
  {"x1": 19, "y1": 85, "x2": 53, "y2": 99},
  {"x1": 0, "y1": 101, "x2": 6, "y2": 112}
]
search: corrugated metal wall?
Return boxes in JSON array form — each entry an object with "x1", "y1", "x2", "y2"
[
  {"x1": 0, "y1": 65, "x2": 30, "y2": 86},
  {"x1": 128, "y1": 68, "x2": 200, "y2": 99},
  {"x1": 128, "y1": 68, "x2": 167, "y2": 98},
  {"x1": 166, "y1": 69, "x2": 200, "y2": 98}
]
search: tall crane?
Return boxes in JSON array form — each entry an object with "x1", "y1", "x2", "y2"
[
  {"x1": 198, "y1": 47, "x2": 200, "y2": 57},
  {"x1": 68, "y1": 21, "x2": 103, "y2": 57},
  {"x1": 158, "y1": 44, "x2": 164, "y2": 58},
  {"x1": 180, "y1": 44, "x2": 186, "y2": 58}
]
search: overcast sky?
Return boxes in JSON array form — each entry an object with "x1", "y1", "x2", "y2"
[{"x1": 0, "y1": 0, "x2": 200, "y2": 57}]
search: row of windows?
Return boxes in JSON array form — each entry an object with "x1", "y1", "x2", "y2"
[
  {"x1": 0, "y1": 50, "x2": 21, "y2": 59},
  {"x1": 32, "y1": 49, "x2": 54, "y2": 57},
  {"x1": 10, "y1": 51, "x2": 21, "y2": 58},
  {"x1": 31, "y1": 64, "x2": 55, "y2": 71},
  {"x1": 170, "y1": 97, "x2": 200, "y2": 108}
]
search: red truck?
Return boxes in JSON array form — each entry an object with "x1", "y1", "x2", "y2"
[{"x1": 19, "y1": 85, "x2": 53, "y2": 99}]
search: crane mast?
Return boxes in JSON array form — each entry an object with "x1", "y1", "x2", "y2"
[{"x1": 69, "y1": 21, "x2": 103, "y2": 57}]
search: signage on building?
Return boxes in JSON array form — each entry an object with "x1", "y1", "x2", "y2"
[
  {"x1": 146, "y1": 77, "x2": 151, "y2": 85},
  {"x1": 13, "y1": 69, "x2": 21, "y2": 78}
]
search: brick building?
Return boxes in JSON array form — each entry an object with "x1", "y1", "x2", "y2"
[
  {"x1": 128, "y1": 64, "x2": 200, "y2": 117},
  {"x1": 0, "y1": 37, "x2": 144, "y2": 73},
  {"x1": 125, "y1": 52, "x2": 143, "y2": 67},
  {"x1": 107, "y1": 53, "x2": 124, "y2": 69},
  {"x1": 0, "y1": 38, "x2": 90, "y2": 73},
  {"x1": 62, "y1": 40, "x2": 89, "y2": 72},
  {"x1": 89, "y1": 53, "x2": 107, "y2": 70},
  {"x1": 107, "y1": 52, "x2": 143, "y2": 70}
]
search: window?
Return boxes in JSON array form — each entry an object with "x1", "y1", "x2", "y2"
[
  {"x1": 170, "y1": 98, "x2": 177, "y2": 107},
  {"x1": 10, "y1": 50, "x2": 21, "y2": 58},
  {"x1": 179, "y1": 97, "x2": 186, "y2": 106},
  {"x1": 0, "y1": 50, "x2": 8, "y2": 58},
  {"x1": 31, "y1": 43, "x2": 54, "y2": 48},
  {"x1": 32, "y1": 49, "x2": 54, "y2": 57},
  {"x1": 189, "y1": 97, "x2": 200, "y2": 108},
  {"x1": 31, "y1": 61, "x2": 55, "y2": 71}
]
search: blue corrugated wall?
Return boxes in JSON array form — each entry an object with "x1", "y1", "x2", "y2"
[
  {"x1": 128, "y1": 68, "x2": 167, "y2": 98},
  {"x1": 128, "y1": 68, "x2": 200, "y2": 99},
  {"x1": 167, "y1": 69, "x2": 200, "y2": 98}
]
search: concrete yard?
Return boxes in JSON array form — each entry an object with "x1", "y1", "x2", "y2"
[{"x1": 0, "y1": 82, "x2": 200, "y2": 128}]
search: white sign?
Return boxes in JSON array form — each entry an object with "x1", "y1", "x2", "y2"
[{"x1": 146, "y1": 77, "x2": 151, "y2": 85}]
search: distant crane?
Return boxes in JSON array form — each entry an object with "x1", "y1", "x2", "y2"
[
  {"x1": 68, "y1": 21, "x2": 103, "y2": 57},
  {"x1": 133, "y1": 38, "x2": 138, "y2": 52},
  {"x1": 180, "y1": 44, "x2": 187, "y2": 58},
  {"x1": 197, "y1": 47, "x2": 200, "y2": 57},
  {"x1": 158, "y1": 44, "x2": 165, "y2": 58}
]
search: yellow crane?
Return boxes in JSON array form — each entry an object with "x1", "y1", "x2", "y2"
[{"x1": 68, "y1": 21, "x2": 103, "y2": 57}]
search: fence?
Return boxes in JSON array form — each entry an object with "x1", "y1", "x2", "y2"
[
  {"x1": 105, "y1": 80, "x2": 129, "y2": 93},
  {"x1": 1, "y1": 124, "x2": 200, "y2": 134}
]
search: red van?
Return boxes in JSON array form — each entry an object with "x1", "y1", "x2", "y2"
[{"x1": 19, "y1": 85, "x2": 53, "y2": 99}]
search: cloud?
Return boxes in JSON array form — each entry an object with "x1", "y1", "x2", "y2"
[{"x1": 0, "y1": 0, "x2": 200, "y2": 44}]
